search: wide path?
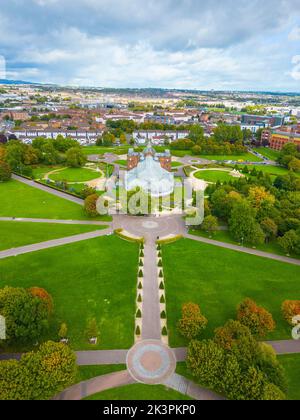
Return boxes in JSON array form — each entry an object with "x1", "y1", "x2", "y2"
[
  {"x1": 12, "y1": 174, "x2": 84, "y2": 205},
  {"x1": 266, "y1": 340, "x2": 300, "y2": 355},
  {"x1": 0, "y1": 228, "x2": 112, "y2": 260},
  {"x1": 185, "y1": 233, "x2": 300, "y2": 266},
  {"x1": 54, "y1": 370, "x2": 135, "y2": 401},
  {"x1": 164, "y1": 373, "x2": 224, "y2": 401},
  {"x1": 0, "y1": 217, "x2": 110, "y2": 226}
]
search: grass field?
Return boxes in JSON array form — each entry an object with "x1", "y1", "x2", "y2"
[
  {"x1": 189, "y1": 229, "x2": 300, "y2": 260},
  {"x1": 194, "y1": 170, "x2": 233, "y2": 183},
  {"x1": 253, "y1": 147, "x2": 280, "y2": 161},
  {"x1": 84, "y1": 384, "x2": 192, "y2": 400},
  {"x1": 0, "y1": 221, "x2": 106, "y2": 251},
  {"x1": 0, "y1": 180, "x2": 109, "y2": 220},
  {"x1": 170, "y1": 150, "x2": 262, "y2": 162},
  {"x1": 77, "y1": 365, "x2": 126, "y2": 383},
  {"x1": 49, "y1": 167, "x2": 100, "y2": 182},
  {"x1": 31, "y1": 165, "x2": 63, "y2": 180},
  {"x1": 234, "y1": 164, "x2": 298, "y2": 178},
  {"x1": 0, "y1": 235, "x2": 138, "y2": 351},
  {"x1": 114, "y1": 160, "x2": 127, "y2": 166},
  {"x1": 163, "y1": 239, "x2": 300, "y2": 347},
  {"x1": 278, "y1": 355, "x2": 300, "y2": 400},
  {"x1": 83, "y1": 146, "x2": 130, "y2": 156},
  {"x1": 171, "y1": 161, "x2": 183, "y2": 168}
]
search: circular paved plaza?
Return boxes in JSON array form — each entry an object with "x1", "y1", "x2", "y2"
[{"x1": 126, "y1": 340, "x2": 176, "y2": 385}]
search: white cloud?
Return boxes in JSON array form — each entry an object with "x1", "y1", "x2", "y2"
[
  {"x1": 291, "y1": 55, "x2": 300, "y2": 81},
  {"x1": 289, "y1": 26, "x2": 300, "y2": 40}
]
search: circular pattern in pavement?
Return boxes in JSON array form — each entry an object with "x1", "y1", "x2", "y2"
[
  {"x1": 142, "y1": 221, "x2": 159, "y2": 229},
  {"x1": 126, "y1": 340, "x2": 176, "y2": 385}
]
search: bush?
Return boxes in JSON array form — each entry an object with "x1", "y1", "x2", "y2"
[
  {"x1": 177, "y1": 303, "x2": 208, "y2": 340},
  {"x1": 237, "y1": 298, "x2": 275, "y2": 337},
  {"x1": 281, "y1": 300, "x2": 300, "y2": 325},
  {"x1": 0, "y1": 286, "x2": 50, "y2": 344},
  {"x1": 58, "y1": 323, "x2": 68, "y2": 340},
  {"x1": 160, "y1": 294, "x2": 165, "y2": 304},
  {"x1": 138, "y1": 282, "x2": 142, "y2": 290},
  {"x1": 157, "y1": 244, "x2": 161, "y2": 251},
  {"x1": 159, "y1": 270, "x2": 163, "y2": 278},
  {"x1": 140, "y1": 250, "x2": 144, "y2": 258},
  {"x1": 84, "y1": 194, "x2": 99, "y2": 217},
  {"x1": 138, "y1": 269, "x2": 143, "y2": 278},
  {"x1": 162, "y1": 326, "x2": 168, "y2": 336},
  {"x1": 161, "y1": 311, "x2": 167, "y2": 319},
  {"x1": 137, "y1": 294, "x2": 142, "y2": 303},
  {"x1": 135, "y1": 325, "x2": 141, "y2": 336},
  {"x1": 28, "y1": 287, "x2": 53, "y2": 314},
  {"x1": 0, "y1": 161, "x2": 12, "y2": 181},
  {"x1": 159, "y1": 281, "x2": 165, "y2": 290},
  {"x1": 136, "y1": 309, "x2": 142, "y2": 318},
  {"x1": 139, "y1": 259, "x2": 144, "y2": 267},
  {"x1": 158, "y1": 259, "x2": 163, "y2": 267},
  {"x1": 140, "y1": 244, "x2": 144, "y2": 250},
  {"x1": 0, "y1": 341, "x2": 77, "y2": 400}
]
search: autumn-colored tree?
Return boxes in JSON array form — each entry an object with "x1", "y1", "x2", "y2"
[
  {"x1": 177, "y1": 303, "x2": 208, "y2": 340},
  {"x1": 28, "y1": 287, "x2": 53, "y2": 314},
  {"x1": 214, "y1": 320, "x2": 252, "y2": 351},
  {"x1": 248, "y1": 186, "x2": 275, "y2": 210},
  {"x1": 237, "y1": 298, "x2": 275, "y2": 337},
  {"x1": 281, "y1": 300, "x2": 300, "y2": 326},
  {"x1": 84, "y1": 194, "x2": 99, "y2": 217}
]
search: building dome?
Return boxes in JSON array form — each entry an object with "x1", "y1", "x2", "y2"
[{"x1": 125, "y1": 155, "x2": 174, "y2": 197}]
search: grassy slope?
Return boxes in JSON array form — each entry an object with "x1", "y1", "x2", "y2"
[
  {"x1": 278, "y1": 354, "x2": 300, "y2": 400},
  {"x1": 163, "y1": 239, "x2": 300, "y2": 347},
  {"x1": 0, "y1": 180, "x2": 108, "y2": 220},
  {"x1": 49, "y1": 168, "x2": 100, "y2": 182},
  {"x1": 0, "y1": 235, "x2": 138, "y2": 350},
  {"x1": 194, "y1": 170, "x2": 233, "y2": 182},
  {"x1": 84, "y1": 384, "x2": 192, "y2": 400},
  {"x1": 253, "y1": 147, "x2": 280, "y2": 161},
  {"x1": 0, "y1": 221, "x2": 107, "y2": 251}
]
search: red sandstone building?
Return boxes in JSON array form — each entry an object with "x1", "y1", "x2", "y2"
[{"x1": 262, "y1": 125, "x2": 300, "y2": 151}]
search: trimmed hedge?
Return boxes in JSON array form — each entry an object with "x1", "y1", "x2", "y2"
[
  {"x1": 159, "y1": 281, "x2": 165, "y2": 290},
  {"x1": 136, "y1": 309, "x2": 142, "y2": 318},
  {"x1": 160, "y1": 294, "x2": 165, "y2": 304},
  {"x1": 156, "y1": 235, "x2": 183, "y2": 245},
  {"x1": 114, "y1": 229, "x2": 145, "y2": 244},
  {"x1": 137, "y1": 294, "x2": 142, "y2": 303},
  {"x1": 161, "y1": 310, "x2": 167, "y2": 319},
  {"x1": 138, "y1": 282, "x2": 143, "y2": 290},
  {"x1": 162, "y1": 326, "x2": 168, "y2": 336},
  {"x1": 135, "y1": 325, "x2": 141, "y2": 336}
]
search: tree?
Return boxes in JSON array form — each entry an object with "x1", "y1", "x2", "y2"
[
  {"x1": 0, "y1": 286, "x2": 50, "y2": 343},
  {"x1": 229, "y1": 200, "x2": 265, "y2": 245},
  {"x1": 177, "y1": 303, "x2": 208, "y2": 340},
  {"x1": 84, "y1": 194, "x2": 99, "y2": 217},
  {"x1": 237, "y1": 298, "x2": 275, "y2": 337},
  {"x1": 263, "y1": 383, "x2": 286, "y2": 401},
  {"x1": 260, "y1": 218, "x2": 278, "y2": 242},
  {"x1": 278, "y1": 230, "x2": 299, "y2": 254},
  {"x1": 28, "y1": 287, "x2": 53, "y2": 314},
  {"x1": 41, "y1": 141, "x2": 60, "y2": 165},
  {"x1": 189, "y1": 125, "x2": 205, "y2": 143},
  {"x1": 288, "y1": 157, "x2": 300, "y2": 172},
  {"x1": 0, "y1": 161, "x2": 12, "y2": 181},
  {"x1": 65, "y1": 147, "x2": 86, "y2": 168},
  {"x1": 53, "y1": 135, "x2": 79, "y2": 152},
  {"x1": 214, "y1": 320, "x2": 252, "y2": 351},
  {"x1": 58, "y1": 323, "x2": 68, "y2": 340},
  {"x1": 119, "y1": 133, "x2": 127, "y2": 144},
  {"x1": 96, "y1": 132, "x2": 116, "y2": 147},
  {"x1": 86, "y1": 318, "x2": 99, "y2": 340},
  {"x1": 281, "y1": 300, "x2": 300, "y2": 325},
  {"x1": 80, "y1": 185, "x2": 97, "y2": 199},
  {"x1": 201, "y1": 215, "x2": 218, "y2": 234},
  {"x1": 248, "y1": 186, "x2": 275, "y2": 210},
  {"x1": 240, "y1": 366, "x2": 266, "y2": 400}
]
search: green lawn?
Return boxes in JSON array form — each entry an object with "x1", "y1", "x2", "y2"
[
  {"x1": 77, "y1": 365, "x2": 126, "y2": 383},
  {"x1": 171, "y1": 150, "x2": 262, "y2": 162},
  {"x1": 83, "y1": 146, "x2": 130, "y2": 156},
  {"x1": 171, "y1": 161, "x2": 183, "y2": 168},
  {"x1": 84, "y1": 384, "x2": 192, "y2": 400},
  {"x1": 49, "y1": 168, "x2": 100, "y2": 182},
  {"x1": 163, "y1": 239, "x2": 300, "y2": 347},
  {"x1": 278, "y1": 354, "x2": 300, "y2": 400},
  {"x1": 234, "y1": 164, "x2": 298, "y2": 178},
  {"x1": 0, "y1": 180, "x2": 109, "y2": 220},
  {"x1": 253, "y1": 147, "x2": 280, "y2": 161},
  {"x1": 114, "y1": 160, "x2": 127, "y2": 166},
  {"x1": 0, "y1": 235, "x2": 138, "y2": 351},
  {"x1": 31, "y1": 165, "x2": 63, "y2": 180},
  {"x1": 0, "y1": 221, "x2": 107, "y2": 251},
  {"x1": 189, "y1": 229, "x2": 300, "y2": 260},
  {"x1": 194, "y1": 170, "x2": 233, "y2": 183}
]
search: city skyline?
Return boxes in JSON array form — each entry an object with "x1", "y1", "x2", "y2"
[{"x1": 0, "y1": 1, "x2": 300, "y2": 92}]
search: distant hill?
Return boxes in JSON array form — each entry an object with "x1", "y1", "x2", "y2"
[{"x1": 0, "y1": 79, "x2": 39, "y2": 85}]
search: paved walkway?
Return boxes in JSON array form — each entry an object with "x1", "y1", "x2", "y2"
[
  {"x1": 164, "y1": 373, "x2": 224, "y2": 400},
  {"x1": 0, "y1": 228, "x2": 112, "y2": 260},
  {"x1": 185, "y1": 233, "x2": 300, "y2": 266},
  {"x1": 76, "y1": 350, "x2": 128, "y2": 365},
  {"x1": 266, "y1": 340, "x2": 300, "y2": 355},
  {"x1": 12, "y1": 174, "x2": 84, "y2": 205},
  {"x1": 54, "y1": 370, "x2": 135, "y2": 400},
  {"x1": 0, "y1": 217, "x2": 111, "y2": 226}
]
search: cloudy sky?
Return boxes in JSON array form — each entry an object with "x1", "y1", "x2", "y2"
[{"x1": 0, "y1": 0, "x2": 300, "y2": 91}]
